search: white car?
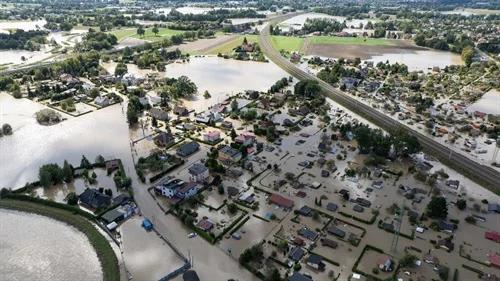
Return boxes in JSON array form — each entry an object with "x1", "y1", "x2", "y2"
[{"x1": 188, "y1": 233, "x2": 197, "y2": 238}]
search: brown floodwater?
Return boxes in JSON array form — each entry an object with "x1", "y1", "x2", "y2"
[{"x1": 0, "y1": 209, "x2": 102, "y2": 281}]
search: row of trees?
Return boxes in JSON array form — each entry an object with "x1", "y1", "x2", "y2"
[{"x1": 0, "y1": 29, "x2": 48, "y2": 51}]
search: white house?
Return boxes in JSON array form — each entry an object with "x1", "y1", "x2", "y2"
[
  {"x1": 203, "y1": 131, "x2": 221, "y2": 143},
  {"x1": 177, "y1": 182, "x2": 201, "y2": 199},
  {"x1": 188, "y1": 163, "x2": 209, "y2": 183},
  {"x1": 95, "y1": 96, "x2": 110, "y2": 107}
]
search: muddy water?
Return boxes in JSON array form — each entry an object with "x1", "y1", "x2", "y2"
[
  {"x1": 0, "y1": 209, "x2": 102, "y2": 281},
  {"x1": 368, "y1": 49, "x2": 463, "y2": 71},
  {"x1": 0, "y1": 19, "x2": 46, "y2": 32},
  {"x1": 0, "y1": 93, "x2": 132, "y2": 189},
  {"x1": 163, "y1": 56, "x2": 288, "y2": 112},
  {"x1": 467, "y1": 89, "x2": 500, "y2": 115}
]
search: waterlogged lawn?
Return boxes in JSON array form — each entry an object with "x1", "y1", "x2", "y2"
[
  {"x1": 270, "y1": 35, "x2": 304, "y2": 52},
  {"x1": 310, "y1": 36, "x2": 394, "y2": 46}
]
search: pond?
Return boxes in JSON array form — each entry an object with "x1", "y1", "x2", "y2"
[
  {"x1": 0, "y1": 209, "x2": 102, "y2": 281},
  {"x1": 466, "y1": 89, "x2": 500, "y2": 116},
  {"x1": 367, "y1": 49, "x2": 463, "y2": 71},
  {"x1": 163, "y1": 56, "x2": 288, "y2": 112},
  {"x1": 0, "y1": 93, "x2": 133, "y2": 189}
]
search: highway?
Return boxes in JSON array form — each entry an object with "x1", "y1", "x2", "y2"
[{"x1": 258, "y1": 20, "x2": 500, "y2": 194}]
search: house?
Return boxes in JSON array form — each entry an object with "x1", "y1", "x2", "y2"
[
  {"x1": 438, "y1": 220, "x2": 456, "y2": 233},
  {"x1": 105, "y1": 159, "x2": 121, "y2": 174},
  {"x1": 377, "y1": 255, "x2": 394, "y2": 272},
  {"x1": 446, "y1": 180, "x2": 460, "y2": 190},
  {"x1": 154, "y1": 132, "x2": 175, "y2": 147},
  {"x1": 327, "y1": 225, "x2": 346, "y2": 238},
  {"x1": 320, "y1": 238, "x2": 338, "y2": 249},
  {"x1": 235, "y1": 132, "x2": 256, "y2": 146},
  {"x1": 150, "y1": 108, "x2": 169, "y2": 121},
  {"x1": 326, "y1": 202, "x2": 338, "y2": 212},
  {"x1": 485, "y1": 231, "x2": 500, "y2": 243},
  {"x1": 288, "y1": 272, "x2": 312, "y2": 281},
  {"x1": 173, "y1": 105, "x2": 189, "y2": 116},
  {"x1": 196, "y1": 111, "x2": 223, "y2": 124},
  {"x1": 196, "y1": 218, "x2": 214, "y2": 231},
  {"x1": 298, "y1": 227, "x2": 319, "y2": 241},
  {"x1": 293, "y1": 237, "x2": 305, "y2": 246},
  {"x1": 298, "y1": 206, "x2": 312, "y2": 216},
  {"x1": 176, "y1": 141, "x2": 200, "y2": 157},
  {"x1": 79, "y1": 188, "x2": 111, "y2": 210},
  {"x1": 227, "y1": 186, "x2": 239, "y2": 197},
  {"x1": 101, "y1": 208, "x2": 126, "y2": 224},
  {"x1": 290, "y1": 52, "x2": 301, "y2": 63},
  {"x1": 183, "y1": 270, "x2": 200, "y2": 281},
  {"x1": 437, "y1": 238, "x2": 455, "y2": 251},
  {"x1": 203, "y1": 131, "x2": 221, "y2": 143},
  {"x1": 288, "y1": 246, "x2": 305, "y2": 262},
  {"x1": 355, "y1": 197, "x2": 371, "y2": 207},
  {"x1": 269, "y1": 193, "x2": 294, "y2": 209},
  {"x1": 95, "y1": 96, "x2": 110, "y2": 107},
  {"x1": 372, "y1": 180, "x2": 384, "y2": 189},
  {"x1": 188, "y1": 163, "x2": 209, "y2": 183},
  {"x1": 488, "y1": 203, "x2": 500, "y2": 213},
  {"x1": 423, "y1": 254, "x2": 439, "y2": 264},
  {"x1": 221, "y1": 121, "x2": 233, "y2": 129},
  {"x1": 489, "y1": 253, "x2": 500, "y2": 268},
  {"x1": 177, "y1": 182, "x2": 200, "y2": 199},
  {"x1": 238, "y1": 192, "x2": 255, "y2": 204},
  {"x1": 306, "y1": 255, "x2": 325, "y2": 271},
  {"x1": 218, "y1": 145, "x2": 242, "y2": 163}
]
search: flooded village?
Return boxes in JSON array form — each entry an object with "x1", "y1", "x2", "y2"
[{"x1": 0, "y1": 1, "x2": 499, "y2": 281}]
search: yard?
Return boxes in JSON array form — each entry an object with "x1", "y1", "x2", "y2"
[
  {"x1": 109, "y1": 27, "x2": 187, "y2": 42},
  {"x1": 269, "y1": 36, "x2": 305, "y2": 52}
]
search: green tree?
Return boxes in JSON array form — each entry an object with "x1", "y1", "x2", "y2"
[
  {"x1": 114, "y1": 62, "x2": 128, "y2": 76},
  {"x1": 456, "y1": 199, "x2": 467, "y2": 210},
  {"x1": 426, "y1": 197, "x2": 448, "y2": 219},
  {"x1": 152, "y1": 25, "x2": 159, "y2": 37},
  {"x1": 137, "y1": 26, "x2": 145, "y2": 38},
  {"x1": 39, "y1": 163, "x2": 64, "y2": 188},
  {"x1": 461, "y1": 46, "x2": 474, "y2": 67},
  {"x1": 62, "y1": 160, "x2": 73, "y2": 182},
  {"x1": 227, "y1": 203, "x2": 238, "y2": 214},
  {"x1": 66, "y1": 192, "x2": 78, "y2": 205}
]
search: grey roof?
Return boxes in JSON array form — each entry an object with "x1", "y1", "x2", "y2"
[
  {"x1": 79, "y1": 188, "x2": 111, "y2": 209},
  {"x1": 288, "y1": 246, "x2": 305, "y2": 262},
  {"x1": 183, "y1": 270, "x2": 200, "y2": 281},
  {"x1": 101, "y1": 208, "x2": 125, "y2": 224},
  {"x1": 150, "y1": 108, "x2": 169, "y2": 121},
  {"x1": 298, "y1": 227, "x2": 318, "y2": 241},
  {"x1": 326, "y1": 202, "x2": 338, "y2": 212},
  {"x1": 219, "y1": 145, "x2": 241, "y2": 157},
  {"x1": 327, "y1": 225, "x2": 346, "y2": 238},
  {"x1": 176, "y1": 141, "x2": 200, "y2": 157},
  {"x1": 188, "y1": 163, "x2": 208, "y2": 175},
  {"x1": 298, "y1": 206, "x2": 312, "y2": 216},
  {"x1": 288, "y1": 272, "x2": 312, "y2": 281}
]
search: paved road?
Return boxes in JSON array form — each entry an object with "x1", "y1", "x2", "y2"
[{"x1": 258, "y1": 20, "x2": 500, "y2": 194}]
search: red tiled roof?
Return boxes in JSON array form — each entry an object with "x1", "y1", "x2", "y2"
[
  {"x1": 489, "y1": 253, "x2": 500, "y2": 267},
  {"x1": 485, "y1": 231, "x2": 500, "y2": 242},
  {"x1": 269, "y1": 193, "x2": 294, "y2": 208}
]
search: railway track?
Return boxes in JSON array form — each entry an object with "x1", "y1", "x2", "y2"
[{"x1": 259, "y1": 21, "x2": 500, "y2": 194}]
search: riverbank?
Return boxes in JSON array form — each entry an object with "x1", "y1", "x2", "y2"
[{"x1": 0, "y1": 198, "x2": 120, "y2": 281}]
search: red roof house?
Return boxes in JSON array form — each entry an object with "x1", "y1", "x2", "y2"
[
  {"x1": 269, "y1": 193, "x2": 294, "y2": 209},
  {"x1": 489, "y1": 253, "x2": 500, "y2": 268},
  {"x1": 485, "y1": 231, "x2": 500, "y2": 243}
]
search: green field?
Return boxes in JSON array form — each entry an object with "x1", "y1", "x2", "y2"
[
  {"x1": 109, "y1": 27, "x2": 187, "y2": 42},
  {"x1": 204, "y1": 35, "x2": 259, "y2": 55},
  {"x1": 131, "y1": 28, "x2": 187, "y2": 42},
  {"x1": 108, "y1": 28, "x2": 136, "y2": 42},
  {"x1": 269, "y1": 36, "x2": 304, "y2": 52},
  {"x1": 309, "y1": 36, "x2": 393, "y2": 46}
]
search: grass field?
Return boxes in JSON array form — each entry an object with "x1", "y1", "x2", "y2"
[
  {"x1": 269, "y1": 36, "x2": 304, "y2": 52},
  {"x1": 109, "y1": 27, "x2": 187, "y2": 42},
  {"x1": 203, "y1": 35, "x2": 259, "y2": 54},
  {"x1": 131, "y1": 28, "x2": 187, "y2": 42},
  {"x1": 0, "y1": 199, "x2": 120, "y2": 281},
  {"x1": 309, "y1": 36, "x2": 394, "y2": 46}
]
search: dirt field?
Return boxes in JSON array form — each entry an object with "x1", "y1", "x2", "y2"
[{"x1": 304, "y1": 40, "x2": 426, "y2": 60}]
